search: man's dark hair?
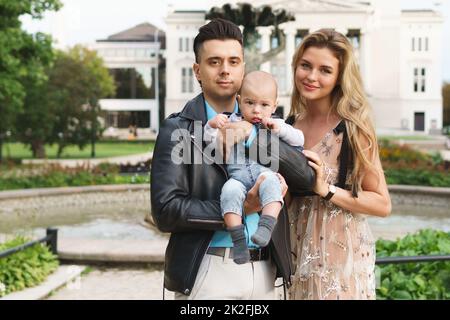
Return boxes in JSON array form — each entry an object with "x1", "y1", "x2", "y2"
[{"x1": 193, "y1": 18, "x2": 243, "y2": 63}]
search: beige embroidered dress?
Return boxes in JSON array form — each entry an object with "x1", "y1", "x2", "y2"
[{"x1": 288, "y1": 125, "x2": 376, "y2": 300}]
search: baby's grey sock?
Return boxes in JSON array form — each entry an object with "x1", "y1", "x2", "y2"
[
  {"x1": 228, "y1": 225, "x2": 250, "y2": 264},
  {"x1": 251, "y1": 215, "x2": 277, "y2": 247}
]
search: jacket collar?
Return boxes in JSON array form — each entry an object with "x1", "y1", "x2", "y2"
[
  {"x1": 179, "y1": 93, "x2": 240, "y2": 125},
  {"x1": 179, "y1": 93, "x2": 208, "y2": 125}
]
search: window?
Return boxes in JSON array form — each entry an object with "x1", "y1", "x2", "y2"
[
  {"x1": 108, "y1": 68, "x2": 152, "y2": 99},
  {"x1": 425, "y1": 37, "x2": 429, "y2": 51},
  {"x1": 418, "y1": 38, "x2": 422, "y2": 51},
  {"x1": 295, "y1": 30, "x2": 309, "y2": 48},
  {"x1": 179, "y1": 37, "x2": 191, "y2": 52},
  {"x1": 181, "y1": 68, "x2": 186, "y2": 93},
  {"x1": 421, "y1": 68, "x2": 426, "y2": 92},
  {"x1": 413, "y1": 68, "x2": 418, "y2": 92},
  {"x1": 413, "y1": 67, "x2": 426, "y2": 93},
  {"x1": 295, "y1": 35, "x2": 302, "y2": 47},
  {"x1": 188, "y1": 69, "x2": 194, "y2": 93},
  {"x1": 271, "y1": 35, "x2": 279, "y2": 49},
  {"x1": 346, "y1": 29, "x2": 360, "y2": 49},
  {"x1": 412, "y1": 38, "x2": 415, "y2": 51},
  {"x1": 181, "y1": 67, "x2": 194, "y2": 93}
]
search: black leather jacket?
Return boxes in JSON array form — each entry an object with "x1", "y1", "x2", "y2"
[{"x1": 151, "y1": 94, "x2": 315, "y2": 295}]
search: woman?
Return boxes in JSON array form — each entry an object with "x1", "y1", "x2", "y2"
[{"x1": 287, "y1": 29, "x2": 391, "y2": 300}]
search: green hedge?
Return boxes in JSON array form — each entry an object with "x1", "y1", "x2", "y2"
[
  {"x1": 385, "y1": 168, "x2": 450, "y2": 188},
  {"x1": 0, "y1": 237, "x2": 59, "y2": 297},
  {"x1": 0, "y1": 172, "x2": 150, "y2": 191},
  {"x1": 376, "y1": 229, "x2": 450, "y2": 300}
]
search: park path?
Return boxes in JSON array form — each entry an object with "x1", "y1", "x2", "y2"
[{"x1": 46, "y1": 267, "x2": 174, "y2": 300}]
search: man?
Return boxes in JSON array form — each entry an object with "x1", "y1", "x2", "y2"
[{"x1": 151, "y1": 18, "x2": 315, "y2": 299}]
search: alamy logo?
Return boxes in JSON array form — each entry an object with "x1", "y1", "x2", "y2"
[{"x1": 170, "y1": 121, "x2": 280, "y2": 171}]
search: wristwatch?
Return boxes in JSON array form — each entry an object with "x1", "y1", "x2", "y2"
[{"x1": 323, "y1": 184, "x2": 337, "y2": 201}]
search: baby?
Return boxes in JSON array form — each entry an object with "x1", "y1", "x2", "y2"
[{"x1": 205, "y1": 71, "x2": 304, "y2": 264}]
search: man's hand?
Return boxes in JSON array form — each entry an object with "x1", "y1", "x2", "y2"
[
  {"x1": 208, "y1": 114, "x2": 229, "y2": 129},
  {"x1": 261, "y1": 118, "x2": 280, "y2": 134},
  {"x1": 243, "y1": 173, "x2": 288, "y2": 214}
]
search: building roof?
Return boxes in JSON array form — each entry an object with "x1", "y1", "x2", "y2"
[
  {"x1": 210, "y1": 0, "x2": 372, "y2": 12},
  {"x1": 402, "y1": 9, "x2": 435, "y2": 13},
  {"x1": 174, "y1": 10, "x2": 206, "y2": 13},
  {"x1": 401, "y1": 9, "x2": 443, "y2": 20},
  {"x1": 98, "y1": 23, "x2": 166, "y2": 49}
]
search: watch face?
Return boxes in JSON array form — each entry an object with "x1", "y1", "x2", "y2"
[{"x1": 330, "y1": 185, "x2": 337, "y2": 193}]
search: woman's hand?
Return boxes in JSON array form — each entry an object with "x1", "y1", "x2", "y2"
[
  {"x1": 243, "y1": 173, "x2": 288, "y2": 214},
  {"x1": 302, "y1": 150, "x2": 328, "y2": 197}
]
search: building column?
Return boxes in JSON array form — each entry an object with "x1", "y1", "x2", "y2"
[
  {"x1": 281, "y1": 25, "x2": 297, "y2": 94},
  {"x1": 359, "y1": 28, "x2": 370, "y2": 94},
  {"x1": 114, "y1": 112, "x2": 118, "y2": 127},
  {"x1": 257, "y1": 26, "x2": 273, "y2": 72}
]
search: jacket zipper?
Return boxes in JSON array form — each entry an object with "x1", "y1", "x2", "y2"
[
  {"x1": 185, "y1": 236, "x2": 211, "y2": 295},
  {"x1": 189, "y1": 126, "x2": 228, "y2": 179}
]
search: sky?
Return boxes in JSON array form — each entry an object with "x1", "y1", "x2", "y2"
[{"x1": 21, "y1": 0, "x2": 450, "y2": 82}]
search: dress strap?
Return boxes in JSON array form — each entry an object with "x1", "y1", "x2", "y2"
[
  {"x1": 335, "y1": 121, "x2": 357, "y2": 197},
  {"x1": 285, "y1": 115, "x2": 296, "y2": 125}
]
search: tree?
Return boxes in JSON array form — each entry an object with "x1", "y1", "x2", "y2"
[
  {"x1": 443, "y1": 82, "x2": 450, "y2": 128},
  {"x1": 206, "y1": 3, "x2": 295, "y2": 72},
  {"x1": 17, "y1": 46, "x2": 115, "y2": 159},
  {"x1": 49, "y1": 46, "x2": 115, "y2": 158},
  {"x1": 16, "y1": 61, "x2": 57, "y2": 158},
  {"x1": 0, "y1": 0, "x2": 61, "y2": 161}
]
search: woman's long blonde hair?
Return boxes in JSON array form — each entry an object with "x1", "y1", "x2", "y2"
[{"x1": 289, "y1": 29, "x2": 379, "y2": 195}]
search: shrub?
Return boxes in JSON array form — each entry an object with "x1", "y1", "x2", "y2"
[
  {"x1": 0, "y1": 163, "x2": 150, "y2": 190},
  {"x1": 0, "y1": 237, "x2": 59, "y2": 297},
  {"x1": 376, "y1": 229, "x2": 450, "y2": 300},
  {"x1": 379, "y1": 140, "x2": 449, "y2": 187},
  {"x1": 379, "y1": 139, "x2": 430, "y2": 165},
  {"x1": 385, "y1": 168, "x2": 450, "y2": 187}
]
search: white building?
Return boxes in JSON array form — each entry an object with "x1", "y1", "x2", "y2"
[
  {"x1": 92, "y1": 23, "x2": 165, "y2": 132},
  {"x1": 164, "y1": 0, "x2": 444, "y2": 134}
]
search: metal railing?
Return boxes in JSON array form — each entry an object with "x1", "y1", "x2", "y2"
[
  {"x1": 0, "y1": 228, "x2": 58, "y2": 259},
  {"x1": 0, "y1": 227, "x2": 447, "y2": 266}
]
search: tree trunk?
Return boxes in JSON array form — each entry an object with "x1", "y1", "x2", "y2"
[
  {"x1": 90, "y1": 121, "x2": 96, "y2": 158},
  {"x1": 31, "y1": 140, "x2": 46, "y2": 158},
  {"x1": 90, "y1": 137, "x2": 96, "y2": 158},
  {"x1": 57, "y1": 143, "x2": 64, "y2": 158},
  {"x1": 0, "y1": 137, "x2": 3, "y2": 163}
]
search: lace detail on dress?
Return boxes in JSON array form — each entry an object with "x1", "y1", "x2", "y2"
[{"x1": 288, "y1": 127, "x2": 376, "y2": 300}]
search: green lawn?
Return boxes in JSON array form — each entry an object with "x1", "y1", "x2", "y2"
[{"x1": 1, "y1": 141, "x2": 155, "y2": 159}]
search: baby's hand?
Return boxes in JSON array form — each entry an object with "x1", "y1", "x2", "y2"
[
  {"x1": 261, "y1": 118, "x2": 280, "y2": 133},
  {"x1": 208, "y1": 114, "x2": 229, "y2": 129}
]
